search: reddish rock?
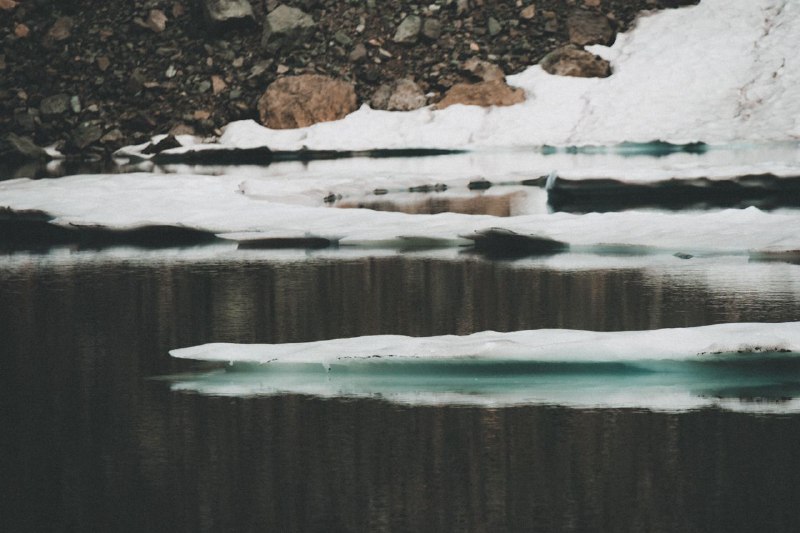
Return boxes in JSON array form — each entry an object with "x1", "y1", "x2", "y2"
[
  {"x1": 436, "y1": 80, "x2": 525, "y2": 110},
  {"x1": 540, "y1": 45, "x2": 611, "y2": 78},
  {"x1": 258, "y1": 74, "x2": 357, "y2": 129}
]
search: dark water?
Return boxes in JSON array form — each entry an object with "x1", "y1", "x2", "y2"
[{"x1": 2, "y1": 252, "x2": 800, "y2": 532}]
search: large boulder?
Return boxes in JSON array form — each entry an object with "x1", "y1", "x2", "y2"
[
  {"x1": 567, "y1": 9, "x2": 615, "y2": 46},
  {"x1": 0, "y1": 133, "x2": 50, "y2": 163},
  {"x1": 201, "y1": 0, "x2": 255, "y2": 30},
  {"x1": 540, "y1": 45, "x2": 611, "y2": 78},
  {"x1": 258, "y1": 75, "x2": 357, "y2": 129},
  {"x1": 261, "y1": 4, "x2": 315, "y2": 53},
  {"x1": 370, "y1": 79, "x2": 427, "y2": 111},
  {"x1": 436, "y1": 80, "x2": 525, "y2": 110}
]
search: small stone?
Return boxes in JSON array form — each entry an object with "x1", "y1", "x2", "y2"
[
  {"x1": 100, "y1": 129, "x2": 124, "y2": 143},
  {"x1": 0, "y1": 0, "x2": 18, "y2": 10},
  {"x1": 172, "y1": 2, "x2": 186, "y2": 17},
  {"x1": 202, "y1": 0, "x2": 255, "y2": 29},
  {"x1": 71, "y1": 121, "x2": 104, "y2": 149},
  {"x1": 386, "y1": 79, "x2": 427, "y2": 111},
  {"x1": 422, "y1": 18, "x2": 442, "y2": 40},
  {"x1": 14, "y1": 23, "x2": 29, "y2": 38},
  {"x1": 97, "y1": 56, "x2": 111, "y2": 71},
  {"x1": 194, "y1": 110, "x2": 211, "y2": 120},
  {"x1": 584, "y1": 0, "x2": 601, "y2": 6},
  {"x1": 370, "y1": 84, "x2": 392, "y2": 110},
  {"x1": 469, "y1": 42, "x2": 480, "y2": 52},
  {"x1": 197, "y1": 81, "x2": 212, "y2": 93},
  {"x1": 40, "y1": 94, "x2": 71, "y2": 116},
  {"x1": 70, "y1": 96, "x2": 81, "y2": 114},
  {"x1": 146, "y1": 9, "x2": 168, "y2": 33},
  {"x1": 47, "y1": 16, "x2": 74, "y2": 42},
  {"x1": 232, "y1": 57, "x2": 244, "y2": 68},
  {"x1": 262, "y1": 5, "x2": 315, "y2": 53},
  {"x1": 229, "y1": 88, "x2": 242, "y2": 99},
  {"x1": 539, "y1": 45, "x2": 611, "y2": 77},
  {"x1": 349, "y1": 43, "x2": 367, "y2": 63},
  {"x1": 462, "y1": 57, "x2": 505, "y2": 82},
  {"x1": 165, "y1": 65, "x2": 177, "y2": 78},
  {"x1": 393, "y1": 15, "x2": 421, "y2": 44},
  {"x1": 169, "y1": 123, "x2": 195, "y2": 136},
  {"x1": 520, "y1": 5, "x2": 535, "y2": 19},
  {"x1": 334, "y1": 30, "x2": 352, "y2": 46},
  {"x1": 276, "y1": 64, "x2": 289, "y2": 74},
  {"x1": 487, "y1": 17, "x2": 502, "y2": 36},
  {"x1": 436, "y1": 80, "x2": 525, "y2": 109},
  {"x1": 211, "y1": 75, "x2": 227, "y2": 94}
]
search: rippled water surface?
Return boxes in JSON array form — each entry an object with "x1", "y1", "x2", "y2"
[{"x1": 2, "y1": 248, "x2": 800, "y2": 532}]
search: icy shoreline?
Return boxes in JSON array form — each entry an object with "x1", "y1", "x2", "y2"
[{"x1": 118, "y1": 0, "x2": 799, "y2": 157}]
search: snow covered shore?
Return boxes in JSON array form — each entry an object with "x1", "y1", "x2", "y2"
[{"x1": 133, "y1": 0, "x2": 800, "y2": 155}]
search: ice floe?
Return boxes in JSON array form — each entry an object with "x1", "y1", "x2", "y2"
[
  {"x1": 171, "y1": 322, "x2": 800, "y2": 365},
  {"x1": 170, "y1": 322, "x2": 800, "y2": 412},
  {"x1": 3, "y1": 171, "x2": 800, "y2": 254}
]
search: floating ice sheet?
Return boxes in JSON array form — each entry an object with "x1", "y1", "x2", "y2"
[
  {"x1": 171, "y1": 322, "x2": 800, "y2": 365},
  {"x1": 170, "y1": 323, "x2": 800, "y2": 412},
  {"x1": 3, "y1": 171, "x2": 800, "y2": 253}
]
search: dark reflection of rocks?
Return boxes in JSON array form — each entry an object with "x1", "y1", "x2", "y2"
[{"x1": 2, "y1": 256, "x2": 800, "y2": 532}]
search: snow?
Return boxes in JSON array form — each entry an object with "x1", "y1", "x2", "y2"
[
  {"x1": 3, "y1": 170, "x2": 800, "y2": 253},
  {"x1": 170, "y1": 322, "x2": 800, "y2": 365},
  {"x1": 127, "y1": 0, "x2": 800, "y2": 154}
]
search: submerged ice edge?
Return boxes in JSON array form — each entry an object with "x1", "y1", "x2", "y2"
[
  {"x1": 170, "y1": 322, "x2": 800, "y2": 365},
  {"x1": 169, "y1": 376, "x2": 800, "y2": 414}
]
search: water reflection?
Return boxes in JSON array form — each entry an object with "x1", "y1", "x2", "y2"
[{"x1": 2, "y1": 252, "x2": 800, "y2": 531}]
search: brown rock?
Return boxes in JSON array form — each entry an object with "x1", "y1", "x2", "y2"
[
  {"x1": 540, "y1": 45, "x2": 611, "y2": 78},
  {"x1": 47, "y1": 16, "x2": 74, "y2": 42},
  {"x1": 462, "y1": 57, "x2": 505, "y2": 82},
  {"x1": 388, "y1": 80, "x2": 426, "y2": 111},
  {"x1": 211, "y1": 75, "x2": 227, "y2": 94},
  {"x1": 14, "y1": 23, "x2": 29, "y2": 38},
  {"x1": 567, "y1": 9, "x2": 614, "y2": 46},
  {"x1": 0, "y1": 0, "x2": 18, "y2": 10},
  {"x1": 97, "y1": 56, "x2": 111, "y2": 71},
  {"x1": 146, "y1": 9, "x2": 168, "y2": 33},
  {"x1": 258, "y1": 74, "x2": 357, "y2": 129},
  {"x1": 520, "y1": 5, "x2": 536, "y2": 19},
  {"x1": 436, "y1": 80, "x2": 525, "y2": 110}
]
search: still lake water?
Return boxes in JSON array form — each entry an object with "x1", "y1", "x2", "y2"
[
  {"x1": 3, "y1": 147, "x2": 800, "y2": 531},
  {"x1": 2, "y1": 247, "x2": 800, "y2": 532}
]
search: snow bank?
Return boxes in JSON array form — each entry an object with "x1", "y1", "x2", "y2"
[{"x1": 177, "y1": 0, "x2": 799, "y2": 151}]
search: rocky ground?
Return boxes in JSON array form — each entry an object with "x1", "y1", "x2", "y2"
[{"x1": 0, "y1": 0, "x2": 697, "y2": 160}]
